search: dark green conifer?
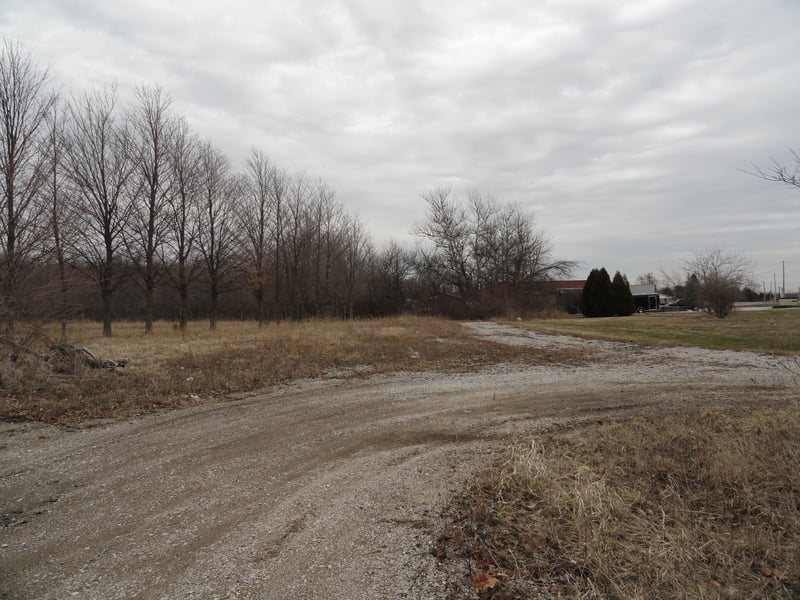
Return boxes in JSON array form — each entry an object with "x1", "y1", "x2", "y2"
[
  {"x1": 592, "y1": 268, "x2": 613, "y2": 317},
  {"x1": 581, "y1": 269, "x2": 598, "y2": 317},
  {"x1": 611, "y1": 271, "x2": 635, "y2": 316}
]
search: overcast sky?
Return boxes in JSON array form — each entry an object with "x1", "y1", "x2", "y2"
[{"x1": 4, "y1": 0, "x2": 800, "y2": 291}]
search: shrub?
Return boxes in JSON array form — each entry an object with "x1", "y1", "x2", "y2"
[{"x1": 611, "y1": 271, "x2": 635, "y2": 316}]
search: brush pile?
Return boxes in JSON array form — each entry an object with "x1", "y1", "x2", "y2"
[{"x1": 47, "y1": 342, "x2": 128, "y2": 373}]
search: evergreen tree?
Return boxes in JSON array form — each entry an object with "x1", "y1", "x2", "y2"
[
  {"x1": 592, "y1": 268, "x2": 613, "y2": 317},
  {"x1": 581, "y1": 269, "x2": 598, "y2": 317},
  {"x1": 611, "y1": 271, "x2": 634, "y2": 316}
]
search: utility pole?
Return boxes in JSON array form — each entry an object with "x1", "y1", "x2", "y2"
[
  {"x1": 773, "y1": 273, "x2": 778, "y2": 303},
  {"x1": 782, "y1": 260, "x2": 785, "y2": 299}
]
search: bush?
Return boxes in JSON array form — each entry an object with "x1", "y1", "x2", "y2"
[
  {"x1": 611, "y1": 271, "x2": 634, "y2": 316},
  {"x1": 685, "y1": 248, "x2": 750, "y2": 318}
]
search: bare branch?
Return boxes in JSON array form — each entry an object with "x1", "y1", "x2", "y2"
[{"x1": 746, "y1": 148, "x2": 800, "y2": 189}]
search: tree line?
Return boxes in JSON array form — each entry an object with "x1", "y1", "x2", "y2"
[{"x1": 1, "y1": 40, "x2": 573, "y2": 337}]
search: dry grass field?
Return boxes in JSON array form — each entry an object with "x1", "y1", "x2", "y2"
[
  {"x1": 0, "y1": 317, "x2": 588, "y2": 425},
  {"x1": 441, "y1": 406, "x2": 800, "y2": 599}
]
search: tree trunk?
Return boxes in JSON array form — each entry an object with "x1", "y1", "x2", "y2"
[
  {"x1": 209, "y1": 285, "x2": 218, "y2": 331},
  {"x1": 178, "y1": 282, "x2": 188, "y2": 331},
  {"x1": 274, "y1": 201, "x2": 282, "y2": 324},
  {"x1": 144, "y1": 278, "x2": 154, "y2": 334},
  {"x1": 101, "y1": 287, "x2": 113, "y2": 337},
  {"x1": 255, "y1": 288, "x2": 265, "y2": 327},
  {"x1": 3, "y1": 211, "x2": 16, "y2": 335},
  {"x1": 55, "y1": 214, "x2": 69, "y2": 341},
  {"x1": 59, "y1": 258, "x2": 68, "y2": 342},
  {"x1": 176, "y1": 257, "x2": 188, "y2": 331},
  {"x1": 2, "y1": 270, "x2": 15, "y2": 335}
]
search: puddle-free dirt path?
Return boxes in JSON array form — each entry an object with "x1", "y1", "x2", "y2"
[{"x1": 1, "y1": 323, "x2": 795, "y2": 599}]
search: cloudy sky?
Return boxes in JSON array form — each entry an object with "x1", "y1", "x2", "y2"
[{"x1": 4, "y1": 0, "x2": 800, "y2": 291}]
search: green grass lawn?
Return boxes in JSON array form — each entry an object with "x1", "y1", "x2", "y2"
[{"x1": 520, "y1": 308, "x2": 800, "y2": 353}]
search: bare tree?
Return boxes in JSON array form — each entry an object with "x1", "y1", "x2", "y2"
[
  {"x1": 0, "y1": 39, "x2": 56, "y2": 333},
  {"x1": 239, "y1": 148, "x2": 273, "y2": 325},
  {"x1": 368, "y1": 240, "x2": 413, "y2": 315},
  {"x1": 63, "y1": 85, "x2": 137, "y2": 336},
  {"x1": 341, "y1": 215, "x2": 370, "y2": 319},
  {"x1": 415, "y1": 187, "x2": 472, "y2": 297},
  {"x1": 282, "y1": 173, "x2": 313, "y2": 318},
  {"x1": 164, "y1": 117, "x2": 201, "y2": 331},
  {"x1": 270, "y1": 167, "x2": 288, "y2": 322},
  {"x1": 636, "y1": 273, "x2": 657, "y2": 287},
  {"x1": 502, "y1": 203, "x2": 572, "y2": 283},
  {"x1": 129, "y1": 85, "x2": 174, "y2": 334},
  {"x1": 750, "y1": 148, "x2": 800, "y2": 189},
  {"x1": 415, "y1": 188, "x2": 573, "y2": 316},
  {"x1": 309, "y1": 180, "x2": 346, "y2": 316},
  {"x1": 42, "y1": 97, "x2": 79, "y2": 341},
  {"x1": 684, "y1": 248, "x2": 751, "y2": 318},
  {"x1": 468, "y1": 191, "x2": 499, "y2": 291},
  {"x1": 196, "y1": 141, "x2": 239, "y2": 330}
]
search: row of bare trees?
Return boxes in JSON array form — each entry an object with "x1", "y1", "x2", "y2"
[
  {"x1": 1, "y1": 40, "x2": 573, "y2": 336},
  {"x1": 1, "y1": 41, "x2": 384, "y2": 336}
]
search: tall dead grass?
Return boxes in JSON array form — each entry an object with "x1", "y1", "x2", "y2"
[
  {"x1": 443, "y1": 407, "x2": 800, "y2": 599},
  {"x1": 0, "y1": 317, "x2": 589, "y2": 425}
]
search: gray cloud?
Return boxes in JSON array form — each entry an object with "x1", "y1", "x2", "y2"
[{"x1": 4, "y1": 0, "x2": 800, "y2": 288}]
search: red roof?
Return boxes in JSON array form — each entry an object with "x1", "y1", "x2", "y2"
[{"x1": 541, "y1": 280, "x2": 586, "y2": 291}]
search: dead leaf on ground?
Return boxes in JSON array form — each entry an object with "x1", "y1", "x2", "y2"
[
  {"x1": 473, "y1": 571, "x2": 500, "y2": 592},
  {"x1": 759, "y1": 567, "x2": 789, "y2": 583}
]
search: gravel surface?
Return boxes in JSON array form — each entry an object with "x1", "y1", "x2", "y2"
[{"x1": 1, "y1": 322, "x2": 796, "y2": 599}]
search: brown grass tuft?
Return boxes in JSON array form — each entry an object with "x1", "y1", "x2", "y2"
[{"x1": 441, "y1": 407, "x2": 800, "y2": 599}]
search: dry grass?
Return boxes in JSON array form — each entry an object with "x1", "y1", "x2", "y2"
[
  {"x1": 0, "y1": 317, "x2": 589, "y2": 425},
  {"x1": 440, "y1": 406, "x2": 800, "y2": 599}
]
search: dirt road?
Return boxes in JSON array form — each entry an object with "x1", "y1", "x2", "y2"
[{"x1": 0, "y1": 323, "x2": 795, "y2": 599}]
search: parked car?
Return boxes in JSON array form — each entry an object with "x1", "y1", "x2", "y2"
[{"x1": 663, "y1": 298, "x2": 697, "y2": 311}]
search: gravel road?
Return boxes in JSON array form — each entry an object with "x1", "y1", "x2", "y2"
[{"x1": 0, "y1": 322, "x2": 796, "y2": 599}]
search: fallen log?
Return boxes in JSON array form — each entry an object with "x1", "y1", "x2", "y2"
[{"x1": 48, "y1": 342, "x2": 128, "y2": 373}]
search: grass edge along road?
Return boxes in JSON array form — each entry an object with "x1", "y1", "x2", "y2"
[{"x1": 515, "y1": 308, "x2": 800, "y2": 354}]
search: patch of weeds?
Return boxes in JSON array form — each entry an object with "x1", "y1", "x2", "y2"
[{"x1": 438, "y1": 406, "x2": 800, "y2": 599}]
